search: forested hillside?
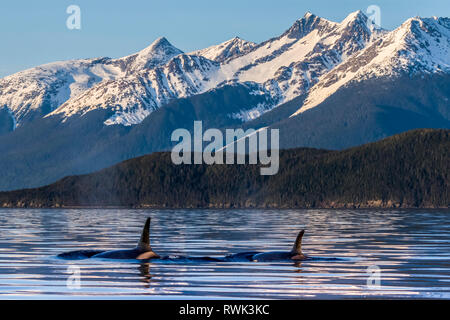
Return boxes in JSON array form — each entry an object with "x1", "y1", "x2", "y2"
[{"x1": 0, "y1": 129, "x2": 448, "y2": 209}]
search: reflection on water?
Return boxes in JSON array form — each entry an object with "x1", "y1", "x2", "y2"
[{"x1": 0, "y1": 208, "x2": 449, "y2": 299}]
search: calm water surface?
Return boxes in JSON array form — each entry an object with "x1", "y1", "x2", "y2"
[{"x1": 0, "y1": 208, "x2": 449, "y2": 299}]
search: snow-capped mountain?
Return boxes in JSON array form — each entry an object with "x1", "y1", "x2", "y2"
[
  {"x1": 1, "y1": 10, "x2": 449, "y2": 130},
  {"x1": 291, "y1": 16, "x2": 450, "y2": 116},
  {"x1": 46, "y1": 10, "x2": 382, "y2": 126},
  {"x1": 0, "y1": 37, "x2": 183, "y2": 128},
  {"x1": 120, "y1": 37, "x2": 184, "y2": 74},
  {"x1": 188, "y1": 37, "x2": 256, "y2": 62},
  {"x1": 210, "y1": 10, "x2": 380, "y2": 105},
  {"x1": 50, "y1": 54, "x2": 220, "y2": 126},
  {"x1": 0, "y1": 57, "x2": 122, "y2": 127}
]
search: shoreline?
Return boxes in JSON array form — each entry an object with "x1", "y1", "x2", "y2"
[{"x1": 1, "y1": 204, "x2": 448, "y2": 210}]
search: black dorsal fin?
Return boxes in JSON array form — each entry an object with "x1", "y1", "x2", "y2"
[
  {"x1": 136, "y1": 218, "x2": 152, "y2": 251},
  {"x1": 291, "y1": 230, "x2": 305, "y2": 255}
]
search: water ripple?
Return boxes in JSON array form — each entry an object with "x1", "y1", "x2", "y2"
[{"x1": 0, "y1": 208, "x2": 449, "y2": 299}]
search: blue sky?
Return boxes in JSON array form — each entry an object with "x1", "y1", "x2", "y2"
[{"x1": 1, "y1": 0, "x2": 449, "y2": 77}]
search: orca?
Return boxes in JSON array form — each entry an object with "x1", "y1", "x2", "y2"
[
  {"x1": 92, "y1": 217, "x2": 160, "y2": 260},
  {"x1": 58, "y1": 224, "x2": 308, "y2": 263},
  {"x1": 58, "y1": 218, "x2": 160, "y2": 260},
  {"x1": 225, "y1": 230, "x2": 307, "y2": 262}
]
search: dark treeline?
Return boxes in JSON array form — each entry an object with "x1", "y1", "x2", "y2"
[{"x1": 0, "y1": 129, "x2": 448, "y2": 209}]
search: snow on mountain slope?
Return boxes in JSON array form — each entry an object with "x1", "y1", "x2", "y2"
[
  {"x1": 48, "y1": 11, "x2": 380, "y2": 126},
  {"x1": 120, "y1": 37, "x2": 183, "y2": 73},
  {"x1": 0, "y1": 58, "x2": 122, "y2": 126},
  {"x1": 0, "y1": 37, "x2": 183, "y2": 128},
  {"x1": 48, "y1": 54, "x2": 219, "y2": 126},
  {"x1": 211, "y1": 11, "x2": 379, "y2": 102},
  {"x1": 188, "y1": 37, "x2": 256, "y2": 62},
  {"x1": 292, "y1": 16, "x2": 450, "y2": 116}
]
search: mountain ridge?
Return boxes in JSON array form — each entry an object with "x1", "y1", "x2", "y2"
[
  {"x1": 1, "y1": 10, "x2": 388, "y2": 128},
  {"x1": 0, "y1": 37, "x2": 184, "y2": 128},
  {"x1": 292, "y1": 16, "x2": 450, "y2": 116}
]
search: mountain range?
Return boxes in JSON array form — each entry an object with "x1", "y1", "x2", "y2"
[{"x1": 0, "y1": 10, "x2": 449, "y2": 191}]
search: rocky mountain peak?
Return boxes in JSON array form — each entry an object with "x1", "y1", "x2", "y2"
[
  {"x1": 283, "y1": 12, "x2": 335, "y2": 39},
  {"x1": 188, "y1": 37, "x2": 256, "y2": 62},
  {"x1": 123, "y1": 37, "x2": 183, "y2": 72}
]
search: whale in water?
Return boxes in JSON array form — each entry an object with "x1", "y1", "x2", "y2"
[
  {"x1": 58, "y1": 217, "x2": 160, "y2": 260},
  {"x1": 92, "y1": 217, "x2": 160, "y2": 260},
  {"x1": 225, "y1": 230, "x2": 307, "y2": 262},
  {"x1": 58, "y1": 224, "x2": 308, "y2": 262}
]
